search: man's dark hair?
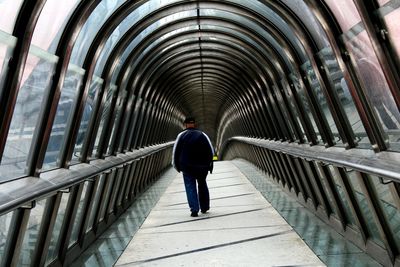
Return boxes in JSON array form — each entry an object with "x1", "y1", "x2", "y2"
[{"x1": 184, "y1": 117, "x2": 195, "y2": 124}]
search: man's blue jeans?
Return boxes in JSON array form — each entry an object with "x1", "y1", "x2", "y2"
[{"x1": 183, "y1": 172, "x2": 209, "y2": 213}]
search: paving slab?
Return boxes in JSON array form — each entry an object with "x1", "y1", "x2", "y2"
[{"x1": 115, "y1": 161, "x2": 325, "y2": 267}]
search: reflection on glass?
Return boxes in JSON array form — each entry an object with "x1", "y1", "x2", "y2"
[
  {"x1": 43, "y1": 64, "x2": 85, "y2": 170},
  {"x1": 273, "y1": 86, "x2": 295, "y2": 140},
  {"x1": 280, "y1": 0, "x2": 329, "y2": 48},
  {"x1": 0, "y1": 31, "x2": 17, "y2": 103},
  {"x1": 324, "y1": 0, "x2": 361, "y2": 32},
  {"x1": 31, "y1": 0, "x2": 80, "y2": 52},
  {"x1": 223, "y1": 0, "x2": 307, "y2": 61},
  {"x1": 45, "y1": 192, "x2": 70, "y2": 265},
  {"x1": 99, "y1": 172, "x2": 115, "y2": 221},
  {"x1": 346, "y1": 31, "x2": 400, "y2": 149},
  {"x1": 314, "y1": 163, "x2": 337, "y2": 216},
  {"x1": 328, "y1": 165, "x2": 356, "y2": 226},
  {"x1": 69, "y1": 182, "x2": 89, "y2": 247},
  {"x1": 370, "y1": 175, "x2": 400, "y2": 250},
  {"x1": 92, "y1": 85, "x2": 117, "y2": 158},
  {"x1": 0, "y1": 0, "x2": 24, "y2": 33},
  {"x1": 0, "y1": 211, "x2": 13, "y2": 262},
  {"x1": 290, "y1": 73, "x2": 322, "y2": 142},
  {"x1": 94, "y1": 1, "x2": 187, "y2": 76},
  {"x1": 318, "y1": 47, "x2": 367, "y2": 146},
  {"x1": 70, "y1": 0, "x2": 126, "y2": 66},
  {"x1": 107, "y1": 91, "x2": 126, "y2": 156},
  {"x1": 378, "y1": 4, "x2": 400, "y2": 62},
  {"x1": 346, "y1": 171, "x2": 385, "y2": 247},
  {"x1": 0, "y1": 46, "x2": 58, "y2": 181},
  {"x1": 71, "y1": 76, "x2": 103, "y2": 163},
  {"x1": 86, "y1": 174, "x2": 106, "y2": 232},
  {"x1": 281, "y1": 78, "x2": 307, "y2": 142},
  {"x1": 18, "y1": 198, "x2": 48, "y2": 266},
  {"x1": 302, "y1": 61, "x2": 341, "y2": 145}
]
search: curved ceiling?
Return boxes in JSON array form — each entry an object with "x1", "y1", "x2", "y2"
[{"x1": 78, "y1": 0, "x2": 314, "y2": 150}]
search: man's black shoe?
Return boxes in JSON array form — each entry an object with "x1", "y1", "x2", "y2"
[
  {"x1": 191, "y1": 212, "x2": 198, "y2": 217},
  {"x1": 201, "y1": 209, "x2": 209, "y2": 214}
]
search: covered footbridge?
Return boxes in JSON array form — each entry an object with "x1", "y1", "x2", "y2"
[{"x1": 0, "y1": 0, "x2": 400, "y2": 266}]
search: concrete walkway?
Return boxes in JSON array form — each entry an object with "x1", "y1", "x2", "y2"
[{"x1": 115, "y1": 161, "x2": 325, "y2": 266}]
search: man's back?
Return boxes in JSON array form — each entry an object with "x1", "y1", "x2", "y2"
[{"x1": 174, "y1": 128, "x2": 213, "y2": 175}]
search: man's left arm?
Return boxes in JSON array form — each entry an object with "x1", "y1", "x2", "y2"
[{"x1": 202, "y1": 132, "x2": 214, "y2": 173}]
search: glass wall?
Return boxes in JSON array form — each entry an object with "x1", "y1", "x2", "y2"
[
  {"x1": 43, "y1": 64, "x2": 86, "y2": 169},
  {"x1": 0, "y1": 47, "x2": 58, "y2": 180},
  {"x1": 18, "y1": 198, "x2": 49, "y2": 266},
  {"x1": 346, "y1": 170, "x2": 384, "y2": 247},
  {"x1": 369, "y1": 174, "x2": 400, "y2": 250},
  {"x1": 0, "y1": 31, "x2": 17, "y2": 105},
  {"x1": 91, "y1": 85, "x2": 117, "y2": 158},
  {"x1": 377, "y1": 0, "x2": 400, "y2": 63},
  {"x1": 31, "y1": 0, "x2": 80, "y2": 53},
  {"x1": 45, "y1": 191, "x2": 70, "y2": 265},
  {"x1": 71, "y1": 76, "x2": 103, "y2": 163},
  {"x1": 69, "y1": 182, "x2": 90, "y2": 248},
  {"x1": 0, "y1": 0, "x2": 24, "y2": 34},
  {"x1": 325, "y1": 0, "x2": 400, "y2": 150},
  {"x1": 0, "y1": 211, "x2": 13, "y2": 263},
  {"x1": 317, "y1": 47, "x2": 368, "y2": 147},
  {"x1": 289, "y1": 73, "x2": 322, "y2": 143}
]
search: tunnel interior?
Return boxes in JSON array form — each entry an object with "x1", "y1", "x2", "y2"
[{"x1": 0, "y1": 0, "x2": 400, "y2": 266}]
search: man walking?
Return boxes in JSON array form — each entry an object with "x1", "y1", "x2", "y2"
[{"x1": 172, "y1": 117, "x2": 214, "y2": 217}]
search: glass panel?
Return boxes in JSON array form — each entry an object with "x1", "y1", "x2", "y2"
[
  {"x1": 346, "y1": 171, "x2": 385, "y2": 247},
  {"x1": 328, "y1": 165, "x2": 356, "y2": 226},
  {"x1": 0, "y1": 211, "x2": 13, "y2": 262},
  {"x1": 318, "y1": 47, "x2": 368, "y2": 147},
  {"x1": 324, "y1": 0, "x2": 361, "y2": 32},
  {"x1": 107, "y1": 91, "x2": 127, "y2": 155},
  {"x1": 280, "y1": 0, "x2": 329, "y2": 48},
  {"x1": 0, "y1": 0, "x2": 24, "y2": 33},
  {"x1": 345, "y1": 31, "x2": 400, "y2": 149},
  {"x1": 290, "y1": 73, "x2": 322, "y2": 143},
  {"x1": 99, "y1": 172, "x2": 115, "y2": 222},
  {"x1": 69, "y1": 182, "x2": 89, "y2": 247},
  {"x1": 45, "y1": 191, "x2": 70, "y2": 265},
  {"x1": 93, "y1": 0, "x2": 185, "y2": 76},
  {"x1": 327, "y1": 0, "x2": 400, "y2": 150},
  {"x1": 108, "y1": 170, "x2": 123, "y2": 214},
  {"x1": 302, "y1": 61, "x2": 341, "y2": 145},
  {"x1": 91, "y1": 84, "x2": 116, "y2": 158},
  {"x1": 0, "y1": 46, "x2": 58, "y2": 180},
  {"x1": 281, "y1": 79, "x2": 307, "y2": 142},
  {"x1": 71, "y1": 76, "x2": 103, "y2": 163},
  {"x1": 273, "y1": 85, "x2": 296, "y2": 140},
  {"x1": 86, "y1": 174, "x2": 106, "y2": 232},
  {"x1": 31, "y1": 0, "x2": 80, "y2": 52},
  {"x1": 18, "y1": 198, "x2": 48, "y2": 266},
  {"x1": 370, "y1": 175, "x2": 400, "y2": 249},
  {"x1": 377, "y1": 2, "x2": 400, "y2": 89},
  {"x1": 314, "y1": 163, "x2": 337, "y2": 216},
  {"x1": 0, "y1": 31, "x2": 17, "y2": 102},
  {"x1": 43, "y1": 64, "x2": 85, "y2": 170},
  {"x1": 70, "y1": 0, "x2": 127, "y2": 66},
  {"x1": 217, "y1": 0, "x2": 307, "y2": 62}
]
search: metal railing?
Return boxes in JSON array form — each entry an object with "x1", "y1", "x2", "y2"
[
  {"x1": 221, "y1": 137, "x2": 400, "y2": 266},
  {"x1": 0, "y1": 142, "x2": 174, "y2": 267}
]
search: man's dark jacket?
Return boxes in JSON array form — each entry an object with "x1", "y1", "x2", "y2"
[{"x1": 172, "y1": 128, "x2": 214, "y2": 176}]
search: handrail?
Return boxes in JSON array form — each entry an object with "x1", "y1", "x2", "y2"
[
  {"x1": 222, "y1": 137, "x2": 400, "y2": 182},
  {"x1": 0, "y1": 142, "x2": 174, "y2": 216}
]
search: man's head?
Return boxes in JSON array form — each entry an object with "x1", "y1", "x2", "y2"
[{"x1": 184, "y1": 117, "x2": 195, "y2": 128}]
